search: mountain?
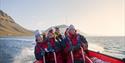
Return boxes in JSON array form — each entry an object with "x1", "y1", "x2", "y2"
[
  {"x1": 44, "y1": 24, "x2": 87, "y2": 36},
  {"x1": 0, "y1": 10, "x2": 33, "y2": 36}
]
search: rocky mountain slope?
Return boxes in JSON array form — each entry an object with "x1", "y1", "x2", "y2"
[{"x1": 0, "y1": 10, "x2": 33, "y2": 36}]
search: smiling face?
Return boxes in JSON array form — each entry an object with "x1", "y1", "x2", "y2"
[
  {"x1": 56, "y1": 29, "x2": 60, "y2": 32},
  {"x1": 48, "y1": 33, "x2": 54, "y2": 38},
  {"x1": 68, "y1": 28, "x2": 76, "y2": 35},
  {"x1": 36, "y1": 36, "x2": 43, "y2": 43}
]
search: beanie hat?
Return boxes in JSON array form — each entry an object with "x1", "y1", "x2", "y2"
[{"x1": 68, "y1": 25, "x2": 75, "y2": 32}]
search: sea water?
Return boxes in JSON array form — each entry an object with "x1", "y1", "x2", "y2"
[
  {"x1": 0, "y1": 36, "x2": 125, "y2": 63},
  {"x1": 87, "y1": 36, "x2": 125, "y2": 59}
]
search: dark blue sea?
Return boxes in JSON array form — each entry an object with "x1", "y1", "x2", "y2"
[{"x1": 0, "y1": 36, "x2": 125, "y2": 63}]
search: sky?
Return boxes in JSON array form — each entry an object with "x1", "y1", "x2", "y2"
[{"x1": 0, "y1": 0, "x2": 125, "y2": 36}]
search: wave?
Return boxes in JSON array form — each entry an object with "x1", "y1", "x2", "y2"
[{"x1": 13, "y1": 47, "x2": 35, "y2": 63}]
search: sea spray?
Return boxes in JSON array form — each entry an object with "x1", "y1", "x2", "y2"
[{"x1": 13, "y1": 47, "x2": 35, "y2": 63}]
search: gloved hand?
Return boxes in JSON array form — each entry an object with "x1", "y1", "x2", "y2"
[
  {"x1": 40, "y1": 49, "x2": 45, "y2": 56},
  {"x1": 47, "y1": 47, "x2": 55, "y2": 52},
  {"x1": 73, "y1": 44, "x2": 80, "y2": 51},
  {"x1": 47, "y1": 42, "x2": 55, "y2": 52},
  {"x1": 68, "y1": 45, "x2": 81, "y2": 52},
  {"x1": 68, "y1": 46, "x2": 74, "y2": 52},
  {"x1": 44, "y1": 48, "x2": 49, "y2": 52}
]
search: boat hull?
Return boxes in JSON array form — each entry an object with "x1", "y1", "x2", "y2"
[
  {"x1": 88, "y1": 50, "x2": 124, "y2": 63},
  {"x1": 34, "y1": 50, "x2": 125, "y2": 63}
]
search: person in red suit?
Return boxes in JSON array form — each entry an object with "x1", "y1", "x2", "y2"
[
  {"x1": 63, "y1": 25, "x2": 88, "y2": 63},
  {"x1": 34, "y1": 30, "x2": 48, "y2": 63},
  {"x1": 46, "y1": 29, "x2": 63, "y2": 63}
]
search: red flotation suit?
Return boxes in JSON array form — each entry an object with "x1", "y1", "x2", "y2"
[{"x1": 63, "y1": 33, "x2": 88, "y2": 63}]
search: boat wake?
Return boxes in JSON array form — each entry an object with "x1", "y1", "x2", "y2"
[{"x1": 13, "y1": 47, "x2": 35, "y2": 63}]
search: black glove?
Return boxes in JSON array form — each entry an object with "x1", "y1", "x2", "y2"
[
  {"x1": 47, "y1": 47, "x2": 55, "y2": 52},
  {"x1": 73, "y1": 45, "x2": 80, "y2": 51},
  {"x1": 40, "y1": 49, "x2": 45, "y2": 56},
  {"x1": 68, "y1": 46, "x2": 74, "y2": 52}
]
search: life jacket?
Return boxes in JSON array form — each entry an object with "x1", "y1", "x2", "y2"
[
  {"x1": 44, "y1": 37, "x2": 56, "y2": 63},
  {"x1": 67, "y1": 33, "x2": 88, "y2": 51},
  {"x1": 64, "y1": 34, "x2": 80, "y2": 50},
  {"x1": 64, "y1": 34, "x2": 88, "y2": 60},
  {"x1": 47, "y1": 37, "x2": 55, "y2": 48}
]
